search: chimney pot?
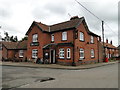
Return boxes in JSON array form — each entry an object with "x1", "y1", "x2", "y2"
[
  {"x1": 110, "y1": 40, "x2": 113, "y2": 45},
  {"x1": 106, "y1": 39, "x2": 108, "y2": 43}
]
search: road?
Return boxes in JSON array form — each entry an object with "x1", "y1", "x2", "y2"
[{"x1": 1, "y1": 63, "x2": 118, "y2": 89}]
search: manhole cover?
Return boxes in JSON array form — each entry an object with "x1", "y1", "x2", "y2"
[{"x1": 35, "y1": 77, "x2": 55, "y2": 82}]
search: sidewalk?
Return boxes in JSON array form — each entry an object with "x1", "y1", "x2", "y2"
[{"x1": 0, "y1": 61, "x2": 119, "y2": 70}]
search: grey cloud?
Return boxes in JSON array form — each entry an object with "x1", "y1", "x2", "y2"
[
  {"x1": 44, "y1": 3, "x2": 67, "y2": 15},
  {"x1": 0, "y1": 7, "x2": 11, "y2": 18}
]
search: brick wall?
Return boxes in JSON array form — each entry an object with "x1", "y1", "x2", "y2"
[
  {"x1": 74, "y1": 23, "x2": 99, "y2": 65},
  {"x1": 27, "y1": 25, "x2": 51, "y2": 62}
]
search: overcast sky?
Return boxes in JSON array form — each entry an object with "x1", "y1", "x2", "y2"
[{"x1": 0, "y1": 0, "x2": 119, "y2": 46}]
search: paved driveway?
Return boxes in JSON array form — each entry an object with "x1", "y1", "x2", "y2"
[{"x1": 1, "y1": 63, "x2": 118, "y2": 89}]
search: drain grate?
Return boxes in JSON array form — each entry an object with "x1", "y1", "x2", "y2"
[{"x1": 35, "y1": 77, "x2": 55, "y2": 82}]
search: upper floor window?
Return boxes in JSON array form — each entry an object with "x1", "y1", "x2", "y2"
[
  {"x1": 33, "y1": 34, "x2": 38, "y2": 42},
  {"x1": 91, "y1": 49, "x2": 95, "y2": 58},
  {"x1": 67, "y1": 48, "x2": 71, "y2": 59},
  {"x1": 19, "y1": 50, "x2": 24, "y2": 58},
  {"x1": 80, "y1": 48, "x2": 84, "y2": 60},
  {"x1": 51, "y1": 34, "x2": 54, "y2": 42},
  {"x1": 59, "y1": 48, "x2": 64, "y2": 59},
  {"x1": 62, "y1": 32, "x2": 67, "y2": 41},
  {"x1": 32, "y1": 49, "x2": 38, "y2": 59},
  {"x1": 80, "y1": 32, "x2": 84, "y2": 41},
  {"x1": 91, "y1": 36, "x2": 94, "y2": 43}
]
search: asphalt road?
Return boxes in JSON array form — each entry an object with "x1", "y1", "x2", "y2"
[{"x1": 1, "y1": 63, "x2": 118, "y2": 89}]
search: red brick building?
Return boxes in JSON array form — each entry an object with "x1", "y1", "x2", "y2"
[
  {"x1": 26, "y1": 16, "x2": 103, "y2": 66},
  {"x1": 104, "y1": 39, "x2": 119, "y2": 59},
  {"x1": 1, "y1": 40, "x2": 27, "y2": 61}
]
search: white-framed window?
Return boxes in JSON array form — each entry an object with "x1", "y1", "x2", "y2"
[
  {"x1": 91, "y1": 49, "x2": 95, "y2": 58},
  {"x1": 33, "y1": 34, "x2": 38, "y2": 42},
  {"x1": 80, "y1": 32, "x2": 84, "y2": 41},
  {"x1": 67, "y1": 48, "x2": 71, "y2": 59},
  {"x1": 91, "y1": 36, "x2": 94, "y2": 43},
  {"x1": 19, "y1": 50, "x2": 24, "y2": 58},
  {"x1": 32, "y1": 49, "x2": 38, "y2": 59},
  {"x1": 62, "y1": 32, "x2": 67, "y2": 41},
  {"x1": 59, "y1": 48, "x2": 64, "y2": 59},
  {"x1": 80, "y1": 48, "x2": 84, "y2": 60},
  {"x1": 51, "y1": 34, "x2": 54, "y2": 42}
]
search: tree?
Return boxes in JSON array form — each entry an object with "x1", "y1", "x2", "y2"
[
  {"x1": 14, "y1": 36, "x2": 18, "y2": 42},
  {"x1": 3, "y1": 32, "x2": 18, "y2": 42},
  {"x1": 20, "y1": 36, "x2": 28, "y2": 41},
  {"x1": 4, "y1": 32, "x2": 10, "y2": 42}
]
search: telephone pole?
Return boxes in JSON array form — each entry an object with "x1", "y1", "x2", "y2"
[{"x1": 102, "y1": 21, "x2": 105, "y2": 61}]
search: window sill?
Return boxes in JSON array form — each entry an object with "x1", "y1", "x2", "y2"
[
  {"x1": 79, "y1": 40, "x2": 85, "y2": 42},
  {"x1": 51, "y1": 41, "x2": 54, "y2": 43},
  {"x1": 79, "y1": 57, "x2": 85, "y2": 60},
  {"x1": 19, "y1": 56, "x2": 24, "y2": 58},
  {"x1": 91, "y1": 57, "x2": 95, "y2": 59},
  {"x1": 67, "y1": 58, "x2": 71, "y2": 60},
  {"x1": 61, "y1": 39, "x2": 67, "y2": 41},
  {"x1": 58, "y1": 58, "x2": 65, "y2": 60},
  {"x1": 32, "y1": 57, "x2": 38, "y2": 59}
]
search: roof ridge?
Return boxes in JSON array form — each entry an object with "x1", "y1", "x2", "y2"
[{"x1": 50, "y1": 17, "x2": 83, "y2": 27}]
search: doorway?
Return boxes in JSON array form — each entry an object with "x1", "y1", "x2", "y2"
[{"x1": 50, "y1": 50, "x2": 56, "y2": 64}]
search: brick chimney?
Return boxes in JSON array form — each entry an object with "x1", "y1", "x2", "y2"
[
  {"x1": 110, "y1": 40, "x2": 113, "y2": 45},
  {"x1": 70, "y1": 16, "x2": 79, "y2": 20},
  {"x1": 106, "y1": 39, "x2": 108, "y2": 43}
]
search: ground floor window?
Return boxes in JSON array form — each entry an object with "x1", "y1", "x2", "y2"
[
  {"x1": 67, "y1": 48, "x2": 71, "y2": 59},
  {"x1": 80, "y1": 48, "x2": 84, "y2": 60},
  {"x1": 59, "y1": 48, "x2": 64, "y2": 59},
  {"x1": 32, "y1": 49, "x2": 38, "y2": 59},
  {"x1": 19, "y1": 50, "x2": 24, "y2": 58},
  {"x1": 91, "y1": 49, "x2": 95, "y2": 58}
]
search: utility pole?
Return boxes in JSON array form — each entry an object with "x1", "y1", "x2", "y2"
[{"x1": 102, "y1": 21, "x2": 105, "y2": 61}]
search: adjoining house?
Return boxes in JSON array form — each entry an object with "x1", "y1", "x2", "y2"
[
  {"x1": 117, "y1": 45, "x2": 120, "y2": 57},
  {"x1": 1, "y1": 40, "x2": 27, "y2": 61},
  {"x1": 104, "y1": 39, "x2": 119, "y2": 59},
  {"x1": 26, "y1": 16, "x2": 103, "y2": 66},
  {"x1": 0, "y1": 42, "x2": 2, "y2": 60}
]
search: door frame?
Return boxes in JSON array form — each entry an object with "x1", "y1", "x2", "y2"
[{"x1": 50, "y1": 49, "x2": 56, "y2": 64}]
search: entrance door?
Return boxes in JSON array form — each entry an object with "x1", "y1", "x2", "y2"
[{"x1": 50, "y1": 50, "x2": 56, "y2": 64}]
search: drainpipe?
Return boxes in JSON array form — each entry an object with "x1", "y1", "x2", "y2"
[
  {"x1": 97, "y1": 37, "x2": 100, "y2": 63},
  {"x1": 72, "y1": 29, "x2": 76, "y2": 66}
]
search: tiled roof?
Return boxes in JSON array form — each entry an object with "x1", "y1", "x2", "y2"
[
  {"x1": 2, "y1": 42, "x2": 18, "y2": 49},
  {"x1": 2, "y1": 40, "x2": 27, "y2": 50},
  {"x1": 16, "y1": 40, "x2": 27, "y2": 50},
  {"x1": 26, "y1": 16, "x2": 99, "y2": 37},
  {"x1": 35, "y1": 17, "x2": 83, "y2": 32},
  {"x1": 50, "y1": 18, "x2": 83, "y2": 32},
  {"x1": 104, "y1": 43, "x2": 117, "y2": 49}
]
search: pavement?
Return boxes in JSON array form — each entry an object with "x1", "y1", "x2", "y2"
[{"x1": 0, "y1": 60, "x2": 119, "y2": 70}]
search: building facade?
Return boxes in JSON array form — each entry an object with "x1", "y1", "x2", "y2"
[
  {"x1": 26, "y1": 16, "x2": 103, "y2": 66},
  {"x1": 104, "y1": 39, "x2": 119, "y2": 59},
  {"x1": 1, "y1": 40, "x2": 27, "y2": 61}
]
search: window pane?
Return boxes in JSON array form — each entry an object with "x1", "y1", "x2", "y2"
[
  {"x1": 51, "y1": 34, "x2": 54, "y2": 42},
  {"x1": 80, "y1": 32, "x2": 84, "y2": 41},
  {"x1": 91, "y1": 36, "x2": 94, "y2": 43},
  {"x1": 91, "y1": 49, "x2": 94, "y2": 58},
  {"x1": 67, "y1": 48, "x2": 71, "y2": 58},
  {"x1": 80, "y1": 48, "x2": 84, "y2": 59},
  {"x1": 59, "y1": 48, "x2": 64, "y2": 58},
  {"x1": 33, "y1": 34, "x2": 38, "y2": 42},
  {"x1": 32, "y1": 49, "x2": 38, "y2": 58},
  {"x1": 62, "y1": 32, "x2": 67, "y2": 40}
]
